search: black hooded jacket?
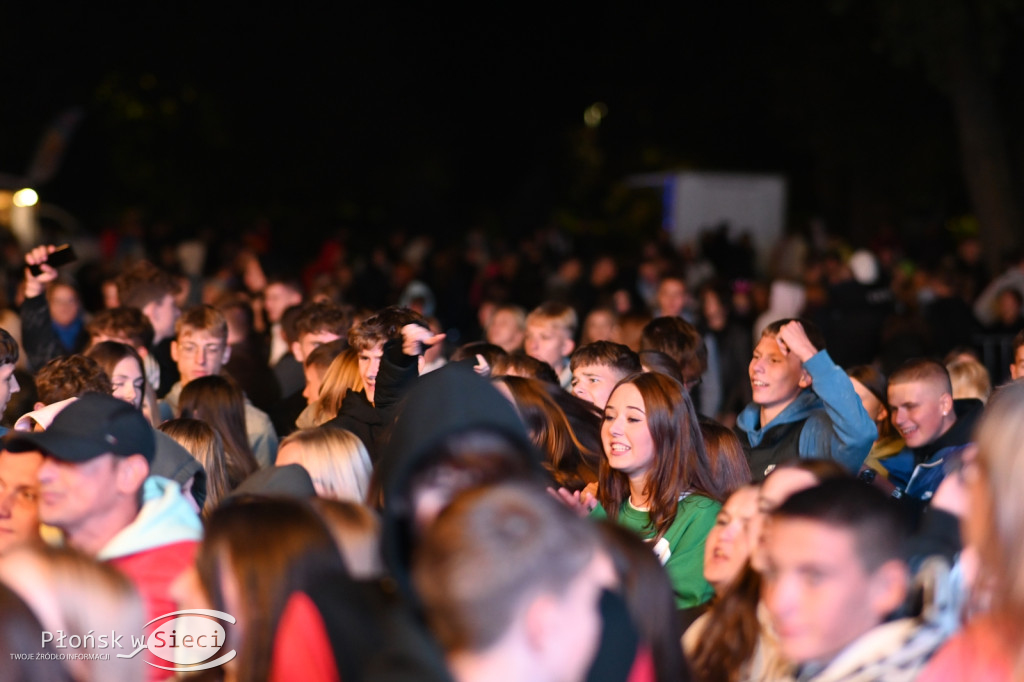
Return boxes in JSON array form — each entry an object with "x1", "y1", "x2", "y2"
[
  {"x1": 377, "y1": 361, "x2": 545, "y2": 601},
  {"x1": 310, "y1": 363, "x2": 650, "y2": 682},
  {"x1": 311, "y1": 363, "x2": 544, "y2": 682}
]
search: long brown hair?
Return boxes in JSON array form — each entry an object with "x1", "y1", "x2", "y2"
[
  {"x1": 494, "y1": 375, "x2": 599, "y2": 490},
  {"x1": 688, "y1": 563, "x2": 762, "y2": 682},
  {"x1": 700, "y1": 420, "x2": 752, "y2": 499},
  {"x1": 159, "y1": 418, "x2": 253, "y2": 515},
  {"x1": 178, "y1": 375, "x2": 258, "y2": 471},
  {"x1": 598, "y1": 372, "x2": 721, "y2": 541},
  {"x1": 196, "y1": 498, "x2": 346, "y2": 682}
]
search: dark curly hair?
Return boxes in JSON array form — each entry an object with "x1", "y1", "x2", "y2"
[{"x1": 34, "y1": 355, "x2": 112, "y2": 405}]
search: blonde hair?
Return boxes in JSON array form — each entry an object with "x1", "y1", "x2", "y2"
[
  {"x1": 0, "y1": 546, "x2": 145, "y2": 682},
  {"x1": 526, "y1": 301, "x2": 578, "y2": 336},
  {"x1": 309, "y1": 347, "x2": 364, "y2": 425},
  {"x1": 486, "y1": 304, "x2": 526, "y2": 333},
  {"x1": 946, "y1": 358, "x2": 992, "y2": 404},
  {"x1": 277, "y1": 428, "x2": 372, "y2": 502},
  {"x1": 309, "y1": 498, "x2": 383, "y2": 579}
]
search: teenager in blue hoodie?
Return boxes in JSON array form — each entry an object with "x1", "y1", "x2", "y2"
[{"x1": 735, "y1": 318, "x2": 875, "y2": 481}]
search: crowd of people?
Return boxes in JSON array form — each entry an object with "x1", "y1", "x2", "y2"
[{"x1": 0, "y1": 222, "x2": 1023, "y2": 682}]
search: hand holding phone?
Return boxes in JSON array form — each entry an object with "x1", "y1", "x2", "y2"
[{"x1": 28, "y1": 244, "x2": 77, "y2": 276}]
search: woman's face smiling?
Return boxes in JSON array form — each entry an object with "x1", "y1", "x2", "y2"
[
  {"x1": 704, "y1": 486, "x2": 759, "y2": 592},
  {"x1": 601, "y1": 382, "x2": 656, "y2": 478}
]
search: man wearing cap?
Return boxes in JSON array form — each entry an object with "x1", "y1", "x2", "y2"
[{"x1": 6, "y1": 393, "x2": 202, "y2": 625}]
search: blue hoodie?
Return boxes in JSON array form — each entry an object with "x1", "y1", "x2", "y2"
[{"x1": 736, "y1": 349, "x2": 876, "y2": 478}]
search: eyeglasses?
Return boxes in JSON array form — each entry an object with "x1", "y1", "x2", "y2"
[{"x1": 179, "y1": 343, "x2": 224, "y2": 357}]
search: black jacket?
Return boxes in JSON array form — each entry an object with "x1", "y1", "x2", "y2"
[
  {"x1": 377, "y1": 361, "x2": 542, "y2": 600},
  {"x1": 368, "y1": 363, "x2": 647, "y2": 682},
  {"x1": 20, "y1": 294, "x2": 88, "y2": 370},
  {"x1": 325, "y1": 362, "x2": 541, "y2": 682},
  {"x1": 323, "y1": 339, "x2": 421, "y2": 464}
]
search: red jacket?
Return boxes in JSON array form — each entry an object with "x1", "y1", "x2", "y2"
[{"x1": 108, "y1": 540, "x2": 199, "y2": 682}]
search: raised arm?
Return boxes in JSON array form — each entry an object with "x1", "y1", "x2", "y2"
[
  {"x1": 21, "y1": 245, "x2": 65, "y2": 370},
  {"x1": 798, "y1": 350, "x2": 877, "y2": 472}
]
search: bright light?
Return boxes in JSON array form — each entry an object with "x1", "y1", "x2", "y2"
[
  {"x1": 584, "y1": 102, "x2": 608, "y2": 128},
  {"x1": 12, "y1": 188, "x2": 38, "y2": 207}
]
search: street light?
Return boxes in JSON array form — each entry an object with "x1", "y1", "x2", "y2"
[{"x1": 12, "y1": 188, "x2": 38, "y2": 207}]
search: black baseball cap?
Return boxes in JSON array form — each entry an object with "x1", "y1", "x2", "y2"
[{"x1": 5, "y1": 393, "x2": 155, "y2": 463}]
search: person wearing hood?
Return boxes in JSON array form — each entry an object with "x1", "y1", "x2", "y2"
[
  {"x1": 4, "y1": 393, "x2": 202, "y2": 676},
  {"x1": 311, "y1": 362, "x2": 651, "y2": 682},
  {"x1": 305, "y1": 362, "x2": 547, "y2": 682},
  {"x1": 882, "y1": 359, "x2": 983, "y2": 503},
  {"x1": 736, "y1": 318, "x2": 876, "y2": 481},
  {"x1": 151, "y1": 429, "x2": 208, "y2": 513},
  {"x1": 376, "y1": 362, "x2": 548, "y2": 585}
]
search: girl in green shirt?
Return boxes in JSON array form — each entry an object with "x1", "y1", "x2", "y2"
[{"x1": 590, "y1": 372, "x2": 723, "y2": 609}]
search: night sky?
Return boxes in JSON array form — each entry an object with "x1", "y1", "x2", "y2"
[{"x1": 3, "y1": 2, "x2": 1017, "y2": 249}]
